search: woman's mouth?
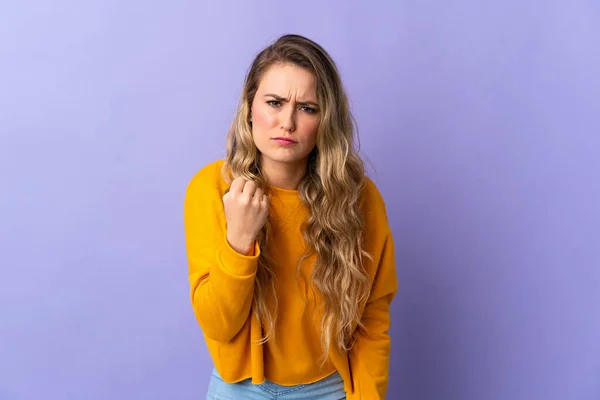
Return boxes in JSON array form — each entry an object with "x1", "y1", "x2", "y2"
[{"x1": 272, "y1": 137, "x2": 297, "y2": 146}]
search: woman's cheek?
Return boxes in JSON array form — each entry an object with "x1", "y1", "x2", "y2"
[
  {"x1": 306, "y1": 120, "x2": 320, "y2": 140},
  {"x1": 252, "y1": 107, "x2": 276, "y2": 129}
]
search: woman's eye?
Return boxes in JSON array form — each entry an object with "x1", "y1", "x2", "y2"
[
  {"x1": 267, "y1": 100, "x2": 280, "y2": 107},
  {"x1": 302, "y1": 107, "x2": 316, "y2": 114}
]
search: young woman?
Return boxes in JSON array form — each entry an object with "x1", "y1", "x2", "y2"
[{"x1": 184, "y1": 34, "x2": 397, "y2": 399}]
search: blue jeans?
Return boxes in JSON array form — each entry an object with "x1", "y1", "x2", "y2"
[{"x1": 206, "y1": 367, "x2": 346, "y2": 399}]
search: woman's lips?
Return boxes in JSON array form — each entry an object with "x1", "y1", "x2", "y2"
[{"x1": 272, "y1": 138, "x2": 297, "y2": 146}]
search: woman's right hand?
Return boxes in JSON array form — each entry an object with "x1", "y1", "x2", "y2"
[{"x1": 223, "y1": 177, "x2": 269, "y2": 255}]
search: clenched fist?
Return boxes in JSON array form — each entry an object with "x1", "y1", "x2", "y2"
[{"x1": 223, "y1": 177, "x2": 269, "y2": 255}]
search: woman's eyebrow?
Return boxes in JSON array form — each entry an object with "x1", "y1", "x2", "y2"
[{"x1": 264, "y1": 93, "x2": 319, "y2": 107}]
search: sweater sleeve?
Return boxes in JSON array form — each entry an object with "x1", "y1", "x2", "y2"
[
  {"x1": 348, "y1": 231, "x2": 397, "y2": 399},
  {"x1": 184, "y1": 172, "x2": 260, "y2": 343},
  {"x1": 347, "y1": 177, "x2": 398, "y2": 399}
]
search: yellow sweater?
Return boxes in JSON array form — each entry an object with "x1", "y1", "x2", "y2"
[{"x1": 184, "y1": 159, "x2": 397, "y2": 399}]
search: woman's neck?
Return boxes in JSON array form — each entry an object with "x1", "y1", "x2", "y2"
[{"x1": 261, "y1": 158, "x2": 307, "y2": 190}]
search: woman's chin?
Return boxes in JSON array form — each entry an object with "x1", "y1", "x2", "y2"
[{"x1": 261, "y1": 151, "x2": 307, "y2": 165}]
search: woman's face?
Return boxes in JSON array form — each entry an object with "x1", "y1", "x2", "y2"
[{"x1": 250, "y1": 63, "x2": 321, "y2": 168}]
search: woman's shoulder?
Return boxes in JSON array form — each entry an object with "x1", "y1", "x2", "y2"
[
  {"x1": 186, "y1": 158, "x2": 228, "y2": 197},
  {"x1": 360, "y1": 176, "x2": 391, "y2": 233},
  {"x1": 361, "y1": 176, "x2": 387, "y2": 211}
]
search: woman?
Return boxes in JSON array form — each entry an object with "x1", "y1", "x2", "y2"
[{"x1": 184, "y1": 34, "x2": 397, "y2": 399}]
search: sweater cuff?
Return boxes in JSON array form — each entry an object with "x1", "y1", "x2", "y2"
[{"x1": 218, "y1": 234, "x2": 260, "y2": 277}]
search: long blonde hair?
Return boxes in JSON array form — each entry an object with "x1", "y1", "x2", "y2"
[{"x1": 222, "y1": 34, "x2": 371, "y2": 359}]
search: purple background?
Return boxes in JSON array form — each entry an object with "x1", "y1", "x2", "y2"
[{"x1": 1, "y1": 1, "x2": 599, "y2": 399}]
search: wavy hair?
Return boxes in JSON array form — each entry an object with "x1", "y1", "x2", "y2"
[{"x1": 221, "y1": 34, "x2": 372, "y2": 359}]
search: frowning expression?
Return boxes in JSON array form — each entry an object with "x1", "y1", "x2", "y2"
[{"x1": 250, "y1": 63, "x2": 321, "y2": 166}]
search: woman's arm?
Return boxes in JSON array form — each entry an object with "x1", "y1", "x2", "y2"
[
  {"x1": 184, "y1": 172, "x2": 260, "y2": 343},
  {"x1": 348, "y1": 232, "x2": 397, "y2": 399},
  {"x1": 347, "y1": 178, "x2": 398, "y2": 399}
]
